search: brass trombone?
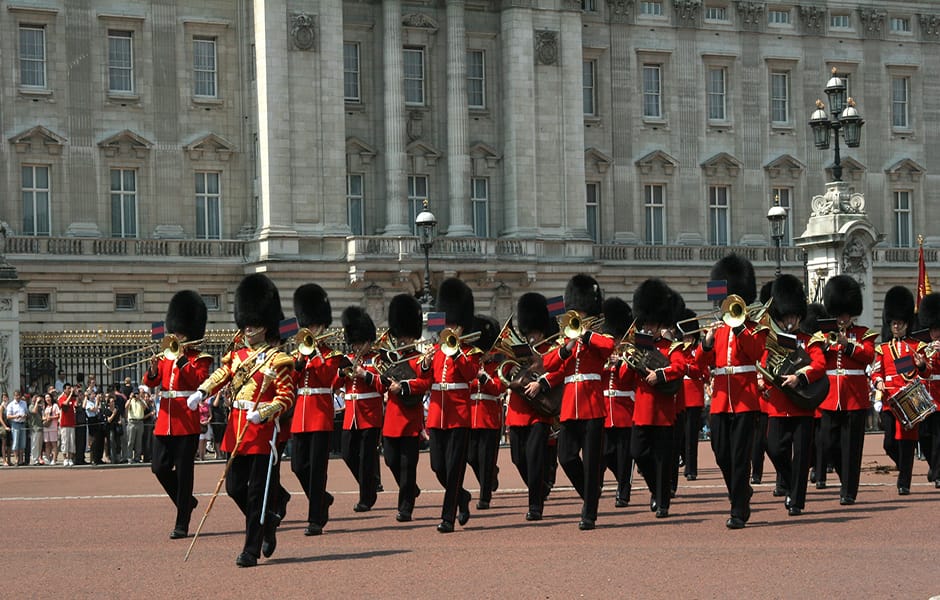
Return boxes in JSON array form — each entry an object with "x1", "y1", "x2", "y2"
[
  {"x1": 294, "y1": 328, "x2": 341, "y2": 356},
  {"x1": 439, "y1": 327, "x2": 482, "y2": 357},
  {"x1": 103, "y1": 334, "x2": 203, "y2": 371},
  {"x1": 676, "y1": 296, "x2": 769, "y2": 336}
]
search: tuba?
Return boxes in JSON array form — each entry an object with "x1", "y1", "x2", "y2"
[
  {"x1": 617, "y1": 321, "x2": 681, "y2": 396},
  {"x1": 754, "y1": 312, "x2": 830, "y2": 410}
]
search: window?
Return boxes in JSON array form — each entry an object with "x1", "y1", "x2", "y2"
[
  {"x1": 586, "y1": 183, "x2": 599, "y2": 243},
  {"x1": 768, "y1": 9, "x2": 791, "y2": 25},
  {"x1": 707, "y1": 67, "x2": 727, "y2": 121},
  {"x1": 892, "y1": 76, "x2": 910, "y2": 129},
  {"x1": 347, "y1": 174, "x2": 364, "y2": 235},
  {"x1": 707, "y1": 186, "x2": 730, "y2": 246},
  {"x1": 890, "y1": 17, "x2": 911, "y2": 33},
  {"x1": 21, "y1": 165, "x2": 50, "y2": 236},
  {"x1": 471, "y1": 177, "x2": 489, "y2": 238},
  {"x1": 704, "y1": 5, "x2": 728, "y2": 22},
  {"x1": 195, "y1": 172, "x2": 221, "y2": 239},
  {"x1": 110, "y1": 168, "x2": 137, "y2": 238},
  {"x1": 582, "y1": 0, "x2": 596, "y2": 11},
  {"x1": 772, "y1": 188, "x2": 793, "y2": 246},
  {"x1": 344, "y1": 43, "x2": 360, "y2": 102},
  {"x1": 770, "y1": 71, "x2": 789, "y2": 124},
  {"x1": 467, "y1": 50, "x2": 485, "y2": 109},
  {"x1": 408, "y1": 175, "x2": 428, "y2": 235},
  {"x1": 19, "y1": 26, "x2": 46, "y2": 88},
  {"x1": 830, "y1": 14, "x2": 850, "y2": 29},
  {"x1": 108, "y1": 30, "x2": 134, "y2": 93},
  {"x1": 644, "y1": 184, "x2": 666, "y2": 245},
  {"x1": 115, "y1": 293, "x2": 138, "y2": 311},
  {"x1": 193, "y1": 37, "x2": 217, "y2": 97},
  {"x1": 27, "y1": 293, "x2": 50, "y2": 312},
  {"x1": 403, "y1": 48, "x2": 425, "y2": 106},
  {"x1": 643, "y1": 65, "x2": 662, "y2": 118},
  {"x1": 894, "y1": 191, "x2": 912, "y2": 248},
  {"x1": 640, "y1": 1, "x2": 664, "y2": 16},
  {"x1": 583, "y1": 60, "x2": 597, "y2": 116},
  {"x1": 202, "y1": 294, "x2": 221, "y2": 311}
]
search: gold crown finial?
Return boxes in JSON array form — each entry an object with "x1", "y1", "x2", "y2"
[{"x1": 816, "y1": 99, "x2": 825, "y2": 109}]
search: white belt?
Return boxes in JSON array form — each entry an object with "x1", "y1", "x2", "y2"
[
  {"x1": 345, "y1": 392, "x2": 381, "y2": 401},
  {"x1": 431, "y1": 383, "x2": 469, "y2": 391},
  {"x1": 162, "y1": 390, "x2": 196, "y2": 398},
  {"x1": 603, "y1": 390, "x2": 635, "y2": 398},
  {"x1": 564, "y1": 373, "x2": 602, "y2": 384},
  {"x1": 233, "y1": 399, "x2": 273, "y2": 411},
  {"x1": 297, "y1": 387, "x2": 333, "y2": 395},
  {"x1": 826, "y1": 369, "x2": 866, "y2": 377},
  {"x1": 929, "y1": 375, "x2": 940, "y2": 381},
  {"x1": 471, "y1": 393, "x2": 499, "y2": 402},
  {"x1": 712, "y1": 366, "x2": 756, "y2": 375}
]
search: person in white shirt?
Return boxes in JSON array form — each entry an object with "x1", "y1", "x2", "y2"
[{"x1": 5, "y1": 392, "x2": 29, "y2": 466}]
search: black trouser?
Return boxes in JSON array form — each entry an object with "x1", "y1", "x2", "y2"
[
  {"x1": 897, "y1": 439, "x2": 916, "y2": 490},
  {"x1": 269, "y1": 440, "x2": 291, "y2": 522},
  {"x1": 821, "y1": 409, "x2": 867, "y2": 500},
  {"x1": 509, "y1": 423, "x2": 550, "y2": 514},
  {"x1": 881, "y1": 411, "x2": 900, "y2": 467},
  {"x1": 558, "y1": 417, "x2": 605, "y2": 522},
  {"x1": 383, "y1": 435, "x2": 420, "y2": 515},
  {"x1": 671, "y1": 414, "x2": 685, "y2": 493},
  {"x1": 428, "y1": 427, "x2": 470, "y2": 524},
  {"x1": 88, "y1": 421, "x2": 106, "y2": 464},
  {"x1": 603, "y1": 426, "x2": 633, "y2": 503},
  {"x1": 341, "y1": 427, "x2": 380, "y2": 508},
  {"x1": 151, "y1": 434, "x2": 199, "y2": 531},
  {"x1": 766, "y1": 416, "x2": 813, "y2": 510},
  {"x1": 710, "y1": 411, "x2": 757, "y2": 520},
  {"x1": 468, "y1": 428, "x2": 501, "y2": 504},
  {"x1": 632, "y1": 425, "x2": 674, "y2": 512},
  {"x1": 812, "y1": 415, "x2": 827, "y2": 484},
  {"x1": 74, "y1": 421, "x2": 88, "y2": 465},
  {"x1": 751, "y1": 412, "x2": 768, "y2": 482},
  {"x1": 227, "y1": 453, "x2": 276, "y2": 559},
  {"x1": 684, "y1": 407, "x2": 703, "y2": 478},
  {"x1": 291, "y1": 431, "x2": 333, "y2": 526},
  {"x1": 922, "y1": 412, "x2": 940, "y2": 481}
]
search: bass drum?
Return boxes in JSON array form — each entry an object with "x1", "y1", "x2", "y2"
[{"x1": 888, "y1": 380, "x2": 937, "y2": 430}]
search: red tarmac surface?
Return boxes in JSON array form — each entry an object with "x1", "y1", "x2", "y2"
[{"x1": 2, "y1": 435, "x2": 939, "y2": 599}]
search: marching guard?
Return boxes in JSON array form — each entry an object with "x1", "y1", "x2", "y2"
[
  {"x1": 600, "y1": 297, "x2": 635, "y2": 508},
  {"x1": 143, "y1": 290, "x2": 212, "y2": 540},
  {"x1": 468, "y1": 315, "x2": 505, "y2": 510},
  {"x1": 678, "y1": 308, "x2": 708, "y2": 482},
  {"x1": 918, "y1": 292, "x2": 940, "y2": 488},
  {"x1": 190, "y1": 274, "x2": 295, "y2": 567}
]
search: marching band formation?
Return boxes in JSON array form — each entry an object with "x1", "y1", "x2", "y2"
[{"x1": 128, "y1": 253, "x2": 940, "y2": 567}]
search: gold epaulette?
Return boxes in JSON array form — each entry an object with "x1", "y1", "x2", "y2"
[
  {"x1": 465, "y1": 346, "x2": 483, "y2": 356},
  {"x1": 862, "y1": 329, "x2": 879, "y2": 341},
  {"x1": 808, "y1": 332, "x2": 828, "y2": 346},
  {"x1": 669, "y1": 341, "x2": 685, "y2": 353},
  {"x1": 875, "y1": 344, "x2": 884, "y2": 356},
  {"x1": 221, "y1": 353, "x2": 233, "y2": 366},
  {"x1": 322, "y1": 348, "x2": 344, "y2": 359},
  {"x1": 196, "y1": 352, "x2": 213, "y2": 361},
  {"x1": 271, "y1": 353, "x2": 295, "y2": 371}
]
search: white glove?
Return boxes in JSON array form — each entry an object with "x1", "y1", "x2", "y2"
[
  {"x1": 247, "y1": 409, "x2": 262, "y2": 425},
  {"x1": 187, "y1": 390, "x2": 204, "y2": 411},
  {"x1": 873, "y1": 400, "x2": 883, "y2": 413}
]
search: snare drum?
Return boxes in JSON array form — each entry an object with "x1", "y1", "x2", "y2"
[{"x1": 887, "y1": 380, "x2": 937, "y2": 430}]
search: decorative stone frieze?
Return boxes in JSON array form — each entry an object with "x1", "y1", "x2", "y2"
[
  {"x1": 289, "y1": 13, "x2": 317, "y2": 51},
  {"x1": 799, "y1": 5, "x2": 825, "y2": 34},
  {"x1": 673, "y1": 0, "x2": 701, "y2": 27},
  {"x1": 535, "y1": 30, "x2": 559, "y2": 65},
  {"x1": 858, "y1": 8, "x2": 885, "y2": 38}
]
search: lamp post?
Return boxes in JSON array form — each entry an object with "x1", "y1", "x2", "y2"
[
  {"x1": 767, "y1": 195, "x2": 787, "y2": 278},
  {"x1": 809, "y1": 68, "x2": 864, "y2": 182},
  {"x1": 415, "y1": 200, "x2": 437, "y2": 307}
]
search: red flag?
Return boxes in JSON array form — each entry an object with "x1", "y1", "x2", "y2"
[{"x1": 917, "y1": 238, "x2": 932, "y2": 310}]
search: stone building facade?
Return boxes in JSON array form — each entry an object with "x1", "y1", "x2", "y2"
[{"x1": 1, "y1": 0, "x2": 939, "y2": 374}]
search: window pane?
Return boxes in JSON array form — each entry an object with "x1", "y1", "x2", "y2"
[
  {"x1": 22, "y1": 165, "x2": 33, "y2": 188},
  {"x1": 344, "y1": 43, "x2": 360, "y2": 101}
]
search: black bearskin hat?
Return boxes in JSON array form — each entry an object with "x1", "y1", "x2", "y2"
[
  {"x1": 436, "y1": 278, "x2": 475, "y2": 332},
  {"x1": 710, "y1": 254, "x2": 757, "y2": 305},
  {"x1": 516, "y1": 293, "x2": 558, "y2": 338},
  {"x1": 293, "y1": 284, "x2": 332, "y2": 328},
  {"x1": 234, "y1": 274, "x2": 284, "y2": 342},
  {"x1": 801, "y1": 302, "x2": 828, "y2": 336},
  {"x1": 471, "y1": 314, "x2": 500, "y2": 352},
  {"x1": 565, "y1": 274, "x2": 603, "y2": 317},
  {"x1": 342, "y1": 306, "x2": 376, "y2": 345},
  {"x1": 883, "y1": 286, "x2": 915, "y2": 330},
  {"x1": 601, "y1": 297, "x2": 632, "y2": 340},
  {"x1": 759, "y1": 280, "x2": 773, "y2": 305},
  {"x1": 678, "y1": 308, "x2": 700, "y2": 341},
  {"x1": 823, "y1": 275, "x2": 863, "y2": 317},
  {"x1": 388, "y1": 294, "x2": 423, "y2": 340},
  {"x1": 633, "y1": 278, "x2": 680, "y2": 328},
  {"x1": 769, "y1": 274, "x2": 807, "y2": 322},
  {"x1": 166, "y1": 290, "x2": 207, "y2": 341},
  {"x1": 918, "y1": 293, "x2": 940, "y2": 330}
]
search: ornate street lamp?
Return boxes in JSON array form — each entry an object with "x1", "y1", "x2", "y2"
[
  {"x1": 415, "y1": 200, "x2": 437, "y2": 306},
  {"x1": 767, "y1": 195, "x2": 787, "y2": 278},
  {"x1": 808, "y1": 68, "x2": 865, "y2": 182}
]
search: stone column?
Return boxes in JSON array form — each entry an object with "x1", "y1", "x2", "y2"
[
  {"x1": 559, "y1": 6, "x2": 588, "y2": 238},
  {"x1": 0, "y1": 254, "x2": 25, "y2": 397},
  {"x1": 382, "y1": 0, "x2": 411, "y2": 236},
  {"x1": 795, "y1": 181, "x2": 883, "y2": 328},
  {"x1": 444, "y1": 0, "x2": 474, "y2": 237}
]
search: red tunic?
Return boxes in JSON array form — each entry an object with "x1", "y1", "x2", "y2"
[
  {"x1": 341, "y1": 352, "x2": 384, "y2": 430},
  {"x1": 541, "y1": 331, "x2": 615, "y2": 422},
  {"x1": 603, "y1": 359, "x2": 634, "y2": 428},
  {"x1": 424, "y1": 344, "x2": 482, "y2": 429},
  {"x1": 291, "y1": 345, "x2": 344, "y2": 433},
  {"x1": 871, "y1": 337, "x2": 927, "y2": 441},
  {"x1": 199, "y1": 343, "x2": 295, "y2": 455},
  {"x1": 818, "y1": 326, "x2": 878, "y2": 412},
  {"x1": 702, "y1": 321, "x2": 767, "y2": 414},
  {"x1": 762, "y1": 332, "x2": 827, "y2": 418},
  {"x1": 625, "y1": 339, "x2": 686, "y2": 427},
  {"x1": 682, "y1": 343, "x2": 708, "y2": 409},
  {"x1": 926, "y1": 346, "x2": 940, "y2": 410},
  {"x1": 382, "y1": 352, "x2": 425, "y2": 438},
  {"x1": 142, "y1": 348, "x2": 212, "y2": 437},
  {"x1": 471, "y1": 361, "x2": 505, "y2": 430}
]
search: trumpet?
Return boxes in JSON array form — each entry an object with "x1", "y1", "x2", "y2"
[
  {"x1": 439, "y1": 327, "x2": 482, "y2": 357},
  {"x1": 294, "y1": 328, "x2": 341, "y2": 356},
  {"x1": 676, "y1": 296, "x2": 769, "y2": 336}
]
